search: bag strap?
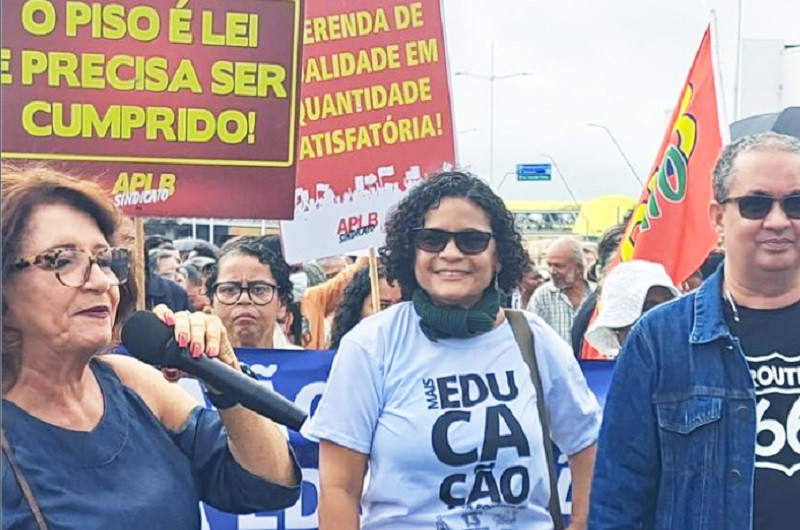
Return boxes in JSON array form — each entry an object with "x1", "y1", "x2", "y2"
[
  {"x1": 504, "y1": 309, "x2": 565, "y2": 530},
  {"x1": 1, "y1": 427, "x2": 48, "y2": 530}
]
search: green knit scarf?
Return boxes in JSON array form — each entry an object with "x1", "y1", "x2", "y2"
[{"x1": 412, "y1": 285, "x2": 501, "y2": 341}]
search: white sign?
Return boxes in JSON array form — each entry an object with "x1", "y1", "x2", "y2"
[{"x1": 281, "y1": 164, "x2": 429, "y2": 263}]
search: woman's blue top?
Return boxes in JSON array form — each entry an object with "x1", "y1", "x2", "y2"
[{"x1": 2, "y1": 358, "x2": 300, "y2": 529}]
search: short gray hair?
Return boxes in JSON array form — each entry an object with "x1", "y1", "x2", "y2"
[
  {"x1": 547, "y1": 237, "x2": 586, "y2": 271},
  {"x1": 713, "y1": 132, "x2": 800, "y2": 201},
  {"x1": 148, "y1": 248, "x2": 179, "y2": 274}
]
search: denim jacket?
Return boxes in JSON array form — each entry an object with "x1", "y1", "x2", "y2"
[{"x1": 589, "y1": 266, "x2": 757, "y2": 529}]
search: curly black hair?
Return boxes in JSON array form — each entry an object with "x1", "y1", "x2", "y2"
[
  {"x1": 284, "y1": 301, "x2": 305, "y2": 345},
  {"x1": 329, "y1": 267, "x2": 372, "y2": 349},
  {"x1": 381, "y1": 171, "x2": 529, "y2": 299},
  {"x1": 205, "y1": 236, "x2": 293, "y2": 306}
]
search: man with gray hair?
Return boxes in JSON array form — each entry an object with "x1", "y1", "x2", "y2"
[
  {"x1": 527, "y1": 237, "x2": 593, "y2": 343},
  {"x1": 590, "y1": 132, "x2": 800, "y2": 529},
  {"x1": 145, "y1": 242, "x2": 190, "y2": 312},
  {"x1": 149, "y1": 248, "x2": 181, "y2": 282}
]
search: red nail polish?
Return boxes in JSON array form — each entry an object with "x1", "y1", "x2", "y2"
[
  {"x1": 190, "y1": 343, "x2": 202, "y2": 358},
  {"x1": 165, "y1": 314, "x2": 175, "y2": 326},
  {"x1": 178, "y1": 333, "x2": 189, "y2": 348},
  {"x1": 207, "y1": 347, "x2": 218, "y2": 358}
]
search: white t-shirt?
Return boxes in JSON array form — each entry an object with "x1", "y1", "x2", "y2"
[{"x1": 302, "y1": 302, "x2": 601, "y2": 530}]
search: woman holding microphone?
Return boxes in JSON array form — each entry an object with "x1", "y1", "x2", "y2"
[{"x1": 2, "y1": 165, "x2": 300, "y2": 528}]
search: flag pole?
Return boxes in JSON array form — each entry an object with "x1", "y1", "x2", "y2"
[{"x1": 709, "y1": 10, "x2": 732, "y2": 143}]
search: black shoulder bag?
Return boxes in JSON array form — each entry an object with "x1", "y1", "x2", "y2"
[{"x1": 504, "y1": 309, "x2": 565, "y2": 530}]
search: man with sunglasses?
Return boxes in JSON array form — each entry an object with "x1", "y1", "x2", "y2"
[{"x1": 590, "y1": 132, "x2": 800, "y2": 530}]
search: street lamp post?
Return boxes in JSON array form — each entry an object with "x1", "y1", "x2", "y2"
[
  {"x1": 495, "y1": 171, "x2": 516, "y2": 191},
  {"x1": 540, "y1": 153, "x2": 592, "y2": 236},
  {"x1": 733, "y1": 0, "x2": 743, "y2": 120},
  {"x1": 539, "y1": 153, "x2": 580, "y2": 206},
  {"x1": 587, "y1": 123, "x2": 644, "y2": 187},
  {"x1": 454, "y1": 42, "x2": 534, "y2": 185}
]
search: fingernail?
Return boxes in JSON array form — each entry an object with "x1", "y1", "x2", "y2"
[
  {"x1": 178, "y1": 333, "x2": 189, "y2": 348},
  {"x1": 190, "y1": 343, "x2": 202, "y2": 358},
  {"x1": 165, "y1": 314, "x2": 175, "y2": 326},
  {"x1": 207, "y1": 347, "x2": 218, "y2": 358}
]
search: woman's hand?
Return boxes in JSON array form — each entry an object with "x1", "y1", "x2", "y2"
[
  {"x1": 151, "y1": 306, "x2": 298, "y2": 487},
  {"x1": 152, "y1": 304, "x2": 240, "y2": 372}
]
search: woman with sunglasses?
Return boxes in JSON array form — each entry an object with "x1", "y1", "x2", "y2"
[
  {"x1": 304, "y1": 171, "x2": 601, "y2": 529},
  {"x1": 205, "y1": 236, "x2": 301, "y2": 350},
  {"x1": 2, "y1": 166, "x2": 300, "y2": 528}
]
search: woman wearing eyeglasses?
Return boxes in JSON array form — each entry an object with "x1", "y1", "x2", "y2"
[
  {"x1": 206, "y1": 236, "x2": 301, "y2": 351},
  {"x1": 1, "y1": 166, "x2": 300, "y2": 528},
  {"x1": 303, "y1": 171, "x2": 601, "y2": 530}
]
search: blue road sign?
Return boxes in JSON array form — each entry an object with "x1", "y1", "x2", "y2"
[{"x1": 516, "y1": 163, "x2": 552, "y2": 181}]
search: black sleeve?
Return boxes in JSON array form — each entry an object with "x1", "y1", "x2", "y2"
[
  {"x1": 167, "y1": 280, "x2": 192, "y2": 312},
  {"x1": 571, "y1": 292, "x2": 598, "y2": 358},
  {"x1": 170, "y1": 407, "x2": 301, "y2": 513},
  {"x1": 174, "y1": 286, "x2": 191, "y2": 312}
]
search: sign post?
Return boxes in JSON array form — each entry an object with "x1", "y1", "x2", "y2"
[
  {"x1": 134, "y1": 218, "x2": 146, "y2": 310},
  {"x1": 516, "y1": 163, "x2": 552, "y2": 181},
  {"x1": 368, "y1": 249, "x2": 381, "y2": 314}
]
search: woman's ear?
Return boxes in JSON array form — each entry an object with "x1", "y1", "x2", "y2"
[{"x1": 277, "y1": 302, "x2": 288, "y2": 320}]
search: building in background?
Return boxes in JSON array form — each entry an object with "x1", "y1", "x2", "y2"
[
  {"x1": 144, "y1": 218, "x2": 279, "y2": 248},
  {"x1": 739, "y1": 39, "x2": 800, "y2": 117}
]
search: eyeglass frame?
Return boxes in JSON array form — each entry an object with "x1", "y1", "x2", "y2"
[
  {"x1": 11, "y1": 246, "x2": 131, "y2": 288},
  {"x1": 719, "y1": 193, "x2": 800, "y2": 220},
  {"x1": 211, "y1": 281, "x2": 279, "y2": 306}
]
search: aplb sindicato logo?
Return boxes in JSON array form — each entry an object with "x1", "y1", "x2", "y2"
[
  {"x1": 337, "y1": 211, "x2": 379, "y2": 243},
  {"x1": 112, "y1": 171, "x2": 177, "y2": 206},
  {"x1": 620, "y1": 84, "x2": 698, "y2": 261}
]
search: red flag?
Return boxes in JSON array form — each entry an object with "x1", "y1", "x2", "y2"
[
  {"x1": 581, "y1": 25, "x2": 727, "y2": 360},
  {"x1": 616, "y1": 25, "x2": 726, "y2": 285}
]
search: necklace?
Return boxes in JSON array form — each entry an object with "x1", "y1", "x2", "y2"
[{"x1": 725, "y1": 287, "x2": 741, "y2": 323}]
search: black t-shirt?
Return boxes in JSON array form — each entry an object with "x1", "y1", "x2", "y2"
[{"x1": 723, "y1": 296, "x2": 800, "y2": 530}]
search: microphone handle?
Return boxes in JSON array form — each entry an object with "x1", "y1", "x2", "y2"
[{"x1": 163, "y1": 341, "x2": 308, "y2": 431}]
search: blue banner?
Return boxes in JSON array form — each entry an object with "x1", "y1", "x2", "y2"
[{"x1": 183, "y1": 351, "x2": 614, "y2": 530}]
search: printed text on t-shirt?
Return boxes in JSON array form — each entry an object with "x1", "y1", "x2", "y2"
[{"x1": 422, "y1": 371, "x2": 532, "y2": 509}]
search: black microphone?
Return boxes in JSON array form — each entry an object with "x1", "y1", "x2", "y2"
[{"x1": 121, "y1": 311, "x2": 307, "y2": 431}]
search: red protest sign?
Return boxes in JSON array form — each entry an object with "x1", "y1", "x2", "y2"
[
  {"x1": 1, "y1": 0, "x2": 303, "y2": 219},
  {"x1": 281, "y1": 0, "x2": 456, "y2": 263}
]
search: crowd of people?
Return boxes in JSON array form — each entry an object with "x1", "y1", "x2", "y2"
[
  {"x1": 2, "y1": 130, "x2": 799, "y2": 529},
  {"x1": 143, "y1": 233, "x2": 404, "y2": 352}
]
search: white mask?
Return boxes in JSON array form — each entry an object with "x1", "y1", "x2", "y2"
[{"x1": 290, "y1": 272, "x2": 309, "y2": 302}]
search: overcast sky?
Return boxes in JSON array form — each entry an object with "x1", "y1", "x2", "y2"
[{"x1": 442, "y1": 0, "x2": 800, "y2": 201}]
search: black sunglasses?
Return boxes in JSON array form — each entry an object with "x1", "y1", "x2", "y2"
[
  {"x1": 412, "y1": 228, "x2": 494, "y2": 255},
  {"x1": 721, "y1": 194, "x2": 800, "y2": 220}
]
